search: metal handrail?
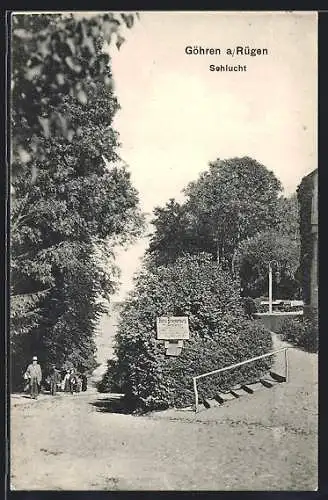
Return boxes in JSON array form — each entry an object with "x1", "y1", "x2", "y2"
[{"x1": 192, "y1": 346, "x2": 290, "y2": 412}]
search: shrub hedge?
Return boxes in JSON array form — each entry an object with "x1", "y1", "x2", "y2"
[
  {"x1": 101, "y1": 254, "x2": 273, "y2": 412},
  {"x1": 277, "y1": 314, "x2": 318, "y2": 353},
  {"x1": 241, "y1": 297, "x2": 257, "y2": 318}
]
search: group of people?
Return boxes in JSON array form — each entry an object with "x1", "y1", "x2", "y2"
[
  {"x1": 23, "y1": 356, "x2": 88, "y2": 400},
  {"x1": 60, "y1": 368, "x2": 88, "y2": 395}
]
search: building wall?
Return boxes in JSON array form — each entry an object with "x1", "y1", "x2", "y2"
[
  {"x1": 310, "y1": 170, "x2": 318, "y2": 309},
  {"x1": 298, "y1": 169, "x2": 318, "y2": 311}
]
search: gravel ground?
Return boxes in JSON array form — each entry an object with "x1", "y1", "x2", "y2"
[{"x1": 10, "y1": 323, "x2": 317, "y2": 491}]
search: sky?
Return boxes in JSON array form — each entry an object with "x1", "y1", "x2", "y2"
[{"x1": 105, "y1": 11, "x2": 317, "y2": 300}]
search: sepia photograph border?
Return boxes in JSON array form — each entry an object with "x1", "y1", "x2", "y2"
[{"x1": 3, "y1": 6, "x2": 327, "y2": 499}]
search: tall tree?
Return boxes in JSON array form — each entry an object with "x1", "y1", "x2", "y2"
[
  {"x1": 148, "y1": 157, "x2": 283, "y2": 270},
  {"x1": 11, "y1": 12, "x2": 139, "y2": 172},
  {"x1": 11, "y1": 13, "x2": 144, "y2": 387},
  {"x1": 235, "y1": 193, "x2": 301, "y2": 298},
  {"x1": 235, "y1": 229, "x2": 301, "y2": 299},
  {"x1": 276, "y1": 193, "x2": 300, "y2": 241},
  {"x1": 147, "y1": 200, "x2": 203, "y2": 266},
  {"x1": 185, "y1": 157, "x2": 282, "y2": 268}
]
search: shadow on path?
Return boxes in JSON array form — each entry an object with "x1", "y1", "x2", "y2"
[{"x1": 90, "y1": 396, "x2": 132, "y2": 415}]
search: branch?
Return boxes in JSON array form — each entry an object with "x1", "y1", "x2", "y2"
[
  {"x1": 11, "y1": 187, "x2": 38, "y2": 232},
  {"x1": 11, "y1": 287, "x2": 52, "y2": 299}
]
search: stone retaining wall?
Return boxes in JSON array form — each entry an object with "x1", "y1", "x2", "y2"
[{"x1": 254, "y1": 312, "x2": 303, "y2": 333}]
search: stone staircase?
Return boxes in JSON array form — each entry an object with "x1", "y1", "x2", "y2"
[{"x1": 198, "y1": 370, "x2": 286, "y2": 412}]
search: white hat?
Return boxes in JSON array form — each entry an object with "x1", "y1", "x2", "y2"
[{"x1": 32, "y1": 356, "x2": 38, "y2": 361}]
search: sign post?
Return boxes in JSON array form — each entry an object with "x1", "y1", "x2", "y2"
[{"x1": 156, "y1": 316, "x2": 190, "y2": 356}]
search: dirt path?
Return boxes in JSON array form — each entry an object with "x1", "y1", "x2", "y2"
[{"x1": 10, "y1": 336, "x2": 317, "y2": 491}]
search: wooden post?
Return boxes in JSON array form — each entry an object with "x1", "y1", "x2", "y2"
[
  {"x1": 285, "y1": 348, "x2": 289, "y2": 383},
  {"x1": 269, "y1": 262, "x2": 273, "y2": 314},
  {"x1": 193, "y1": 377, "x2": 199, "y2": 413}
]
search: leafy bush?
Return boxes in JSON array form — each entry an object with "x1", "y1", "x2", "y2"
[
  {"x1": 241, "y1": 297, "x2": 257, "y2": 318},
  {"x1": 96, "y1": 359, "x2": 124, "y2": 394},
  {"x1": 100, "y1": 254, "x2": 273, "y2": 412},
  {"x1": 277, "y1": 314, "x2": 318, "y2": 353},
  {"x1": 237, "y1": 229, "x2": 300, "y2": 299}
]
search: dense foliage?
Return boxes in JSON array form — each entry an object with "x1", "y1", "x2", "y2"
[
  {"x1": 11, "y1": 13, "x2": 144, "y2": 388},
  {"x1": 147, "y1": 157, "x2": 283, "y2": 271},
  {"x1": 100, "y1": 254, "x2": 273, "y2": 412},
  {"x1": 277, "y1": 314, "x2": 318, "y2": 353},
  {"x1": 275, "y1": 194, "x2": 300, "y2": 241},
  {"x1": 236, "y1": 229, "x2": 300, "y2": 299},
  {"x1": 147, "y1": 158, "x2": 300, "y2": 302},
  {"x1": 12, "y1": 12, "x2": 139, "y2": 171}
]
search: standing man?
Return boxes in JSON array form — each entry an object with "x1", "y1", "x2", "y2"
[{"x1": 24, "y1": 356, "x2": 42, "y2": 399}]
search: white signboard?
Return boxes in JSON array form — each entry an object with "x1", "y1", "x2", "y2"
[
  {"x1": 166, "y1": 345, "x2": 183, "y2": 356},
  {"x1": 156, "y1": 316, "x2": 190, "y2": 340}
]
